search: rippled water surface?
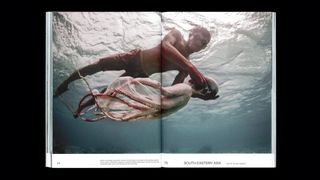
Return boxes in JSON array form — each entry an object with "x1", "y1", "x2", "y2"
[{"x1": 51, "y1": 12, "x2": 273, "y2": 153}]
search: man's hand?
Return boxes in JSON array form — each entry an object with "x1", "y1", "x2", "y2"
[{"x1": 189, "y1": 69, "x2": 207, "y2": 90}]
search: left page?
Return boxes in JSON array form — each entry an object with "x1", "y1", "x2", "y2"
[{"x1": 46, "y1": 12, "x2": 162, "y2": 168}]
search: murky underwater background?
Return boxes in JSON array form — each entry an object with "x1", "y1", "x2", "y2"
[{"x1": 51, "y1": 12, "x2": 273, "y2": 153}]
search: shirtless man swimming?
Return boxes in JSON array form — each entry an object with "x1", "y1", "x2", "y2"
[{"x1": 54, "y1": 26, "x2": 212, "y2": 96}]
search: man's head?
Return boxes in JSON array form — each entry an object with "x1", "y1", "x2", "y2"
[
  {"x1": 188, "y1": 76, "x2": 219, "y2": 100},
  {"x1": 187, "y1": 26, "x2": 211, "y2": 53}
]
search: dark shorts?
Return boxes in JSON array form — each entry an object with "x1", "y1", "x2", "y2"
[{"x1": 98, "y1": 49, "x2": 148, "y2": 77}]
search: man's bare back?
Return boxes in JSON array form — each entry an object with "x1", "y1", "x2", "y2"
[{"x1": 142, "y1": 30, "x2": 191, "y2": 74}]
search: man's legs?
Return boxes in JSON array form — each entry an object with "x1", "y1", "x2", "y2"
[{"x1": 54, "y1": 51, "x2": 139, "y2": 96}]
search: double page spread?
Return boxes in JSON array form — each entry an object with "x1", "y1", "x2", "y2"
[{"x1": 46, "y1": 12, "x2": 276, "y2": 168}]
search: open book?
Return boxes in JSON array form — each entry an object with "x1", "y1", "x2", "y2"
[{"x1": 46, "y1": 12, "x2": 276, "y2": 168}]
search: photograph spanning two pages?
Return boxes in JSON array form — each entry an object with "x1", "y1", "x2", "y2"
[{"x1": 46, "y1": 12, "x2": 276, "y2": 168}]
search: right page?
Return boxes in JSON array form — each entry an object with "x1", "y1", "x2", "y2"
[{"x1": 160, "y1": 12, "x2": 276, "y2": 168}]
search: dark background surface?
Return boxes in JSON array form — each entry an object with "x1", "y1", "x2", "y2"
[{"x1": 3, "y1": 0, "x2": 313, "y2": 178}]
